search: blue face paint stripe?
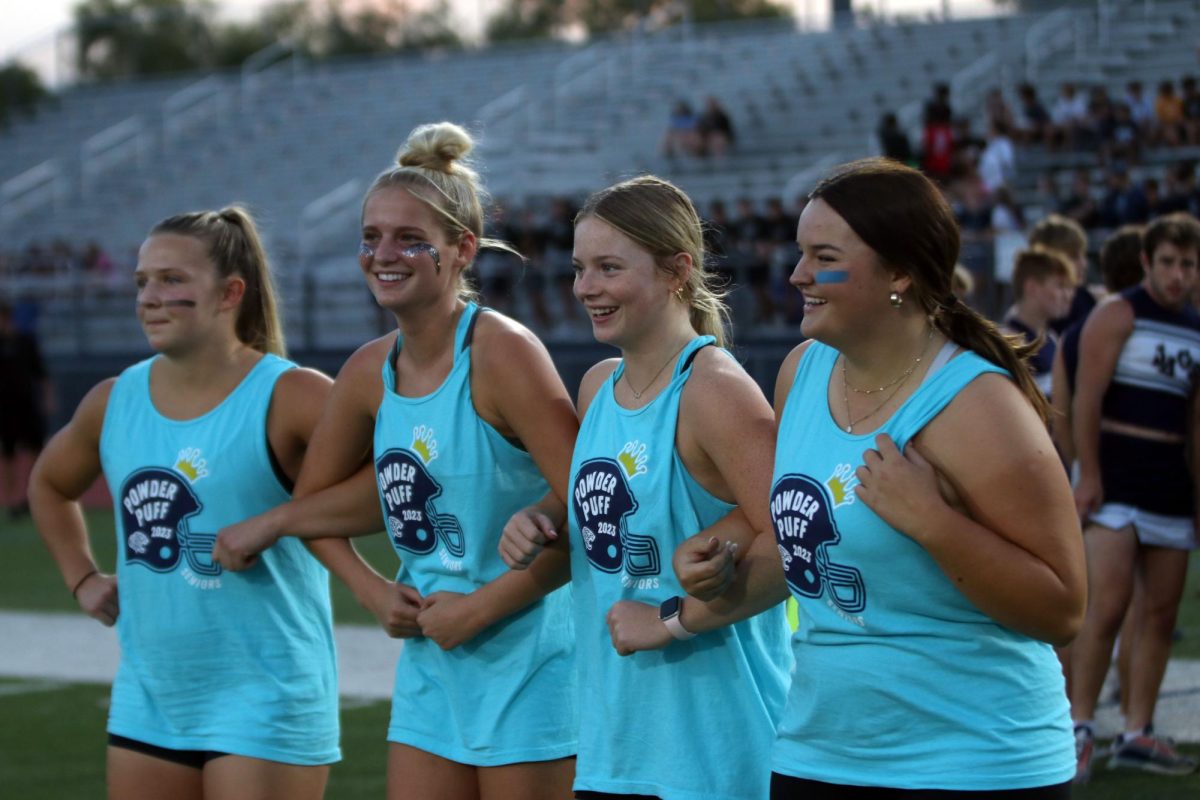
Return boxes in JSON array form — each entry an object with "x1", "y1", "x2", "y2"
[{"x1": 815, "y1": 270, "x2": 850, "y2": 284}]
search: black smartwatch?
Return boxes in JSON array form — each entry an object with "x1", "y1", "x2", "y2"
[{"x1": 658, "y1": 595, "x2": 696, "y2": 641}]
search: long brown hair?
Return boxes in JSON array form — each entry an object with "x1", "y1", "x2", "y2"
[
  {"x1": 809, "y1": 158, "x2": 1048, "y2": 421},
  {"x1": 150, "y1": 205, "x2": 285, "y2": 356}
]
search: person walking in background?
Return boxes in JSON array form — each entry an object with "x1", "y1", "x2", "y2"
[
  {"x1": 0, "y1": 299, "x2": 53, "y2": 518},
  {"x1": 28, "y1": 207, "x2": 340, "y2": 799},
  {"x1": 1069, "y1": 212, "x2": 1200, "y2": 782},
  {"x1": 1002, "y1": 248, "x2": 1076, "y2": 398}
]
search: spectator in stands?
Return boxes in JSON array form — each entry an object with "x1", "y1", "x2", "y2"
[
  {"x1": 1030, "y1": 214, "x2": 1096, "y2": 335},
  {"x1": 1069, "y1": 213, "x2": 1200, "y2": 781},
  {"x1": 544, "y1": 196, "x2": 582, "y2": 329},
  {"x1": 1123, "y1": 81, "x2": 1155, "y2": 141},
  {"x1": 922, "y1": 83, "x2": 955, "y2": 181},
  {"x1": 877, "y1": 111, "x2": 914, "y2": 165},
  {"x1": 696, "y1": 96, "x2": 736, "y2": 158},
  {"x1": 1015, "y1": 82, "x2": 1051, "y2": 145},
  {"x1": 0, "y1": 300, "x2": 51, "y2": 518},
  {"x1": 1103, "y1": 102, "x2": 1141, "y2": 166},
  {"x1": 978, "y1": 120, "x2": 1016, "y2": 194},
  {"x1": 1058, "y1": 168, "x2": 1101, "y2": 229},
  {"x1": 984, "y1": 87, "x2": 1015, "y2": 132},
  {"x1": 1049, "y1": 82, "x2": 1089, "y2": 151},
  {"x1": 662, "y1": 100, "x2": 701, "y2": 157},
  {"x1": 1181, "y1": 75, "x2": 1200, "y2": 145},
  {"x1": 1154, "y1": 79, "x2": 1185, "y2": 147},
  {"x1": 1099, "y1": 167, "x2": 1151, "y2": 229},
  {"x1": 990, "y1": 186, "x2": 1025, "y2": 235},
  {"x1": 732, "y1": 196, "x2": 776, "y2": 325},
  {"x1": 1161, "y1": 161, "x2": 1200, "y2": 215},
  {"x1": 704, "y1": 199, "x2": 736, "y2": 290},
  {"x1": 1002, "y1": 248, "x2": 1075, "y2": 398}
]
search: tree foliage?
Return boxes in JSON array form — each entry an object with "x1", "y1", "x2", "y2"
[
  {"x1": 0, "y1": 62, "x2": 50, "y2": 130},
  {"x1": 68, "y1": 0, "x2": 463, "y2": 81},
  {"x1": 486, "y1": 0, "x2": 789, "y2": 40}
]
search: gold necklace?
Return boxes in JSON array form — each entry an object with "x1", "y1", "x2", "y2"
[
  {"x1": 839, "y1": 329, "x2": 935, "y2": 433},
  {"x1": 842, "y1": 327, "x2": 934, "y2": 395},
  {"x1": 624, "y1": 342, "x2": 690, "y2": 400}
]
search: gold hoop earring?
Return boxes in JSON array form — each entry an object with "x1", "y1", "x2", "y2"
[{"x1": 889, "y1": 291, "x2": 903, "y2": 309}]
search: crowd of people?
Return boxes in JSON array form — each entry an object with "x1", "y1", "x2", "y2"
[{"x1": 17, "y1": 112, "x2": 1199, "y2": 800}]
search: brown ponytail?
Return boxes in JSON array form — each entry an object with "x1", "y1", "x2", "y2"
[{"x1": 151, "y1": 205, "x2": 286, "y2": 356}]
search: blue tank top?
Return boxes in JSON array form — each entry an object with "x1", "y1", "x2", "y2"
[
  {"x1": 99, "y1": 353, "x2": 339, "y2": 765},
  {"x1": 374, "y1": 303, "x2": 577, "y2": 766},
  {"x1": 1101, "y1": 285, "x2": 1200, "y2": 435},
  {"x1": 770, "y1": 342, "x2": 1073, "y2": 790},
  {"x1": 569, "y1": 336, "x2": 791, "y2": 800}
]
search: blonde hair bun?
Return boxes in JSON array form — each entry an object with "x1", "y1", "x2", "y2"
[{"x1": 397, "y1": 122, "x2": 475, "y2": 174}]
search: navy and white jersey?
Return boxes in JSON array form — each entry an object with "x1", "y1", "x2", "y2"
[
  {"x1": 1004, "y1": 316, "x2": 1056, "y2": 398},
  {"x1": 1061, "y1": 319, "x2": 1083, "y2": 396},
  {"x1": 1102, "y1": 285, "x2": 1200, "y2": 436}
]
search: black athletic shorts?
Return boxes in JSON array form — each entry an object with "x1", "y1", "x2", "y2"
[
  {"x1": 108, "y1": 734, "x2": 228, "y2": 769},
  {"x1": 770, "y1": 774, "x2": 1071, "y2": 799}
]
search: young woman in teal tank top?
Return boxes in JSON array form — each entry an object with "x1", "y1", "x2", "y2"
[
  {"x1": 610, "y1": 160, "x2": 1088, "y2": 797},
  {"x1": 30, "y1": 207, "x2": 340, "y2": 798},
  {"x1": 214, "y1": 123, "x2": 580, "y2": 799},
  {"x1": 502, "y1": 176, "x2": 791, "y2": 800}
]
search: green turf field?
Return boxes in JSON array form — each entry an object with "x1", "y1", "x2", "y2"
[{"x1": 4, "y1": 510, "x2": 1200, "y2": 797}]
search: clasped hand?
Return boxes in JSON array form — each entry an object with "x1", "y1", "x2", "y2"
[
  {"x1": 854, "y1": 434, "x2": 944, "y2": 542},
  {"x1": 368, "y1": 582, "x2": 483, "y2": 651}
]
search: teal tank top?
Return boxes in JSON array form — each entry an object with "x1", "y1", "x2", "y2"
[
  {"x1": 374, "y1": 303, "x2": 577, "y2": 765},
  {"x1": 769, "y1": 342, "x2": 1074, "y2": 790},
  {"x1": 98, "y1": 353, "x2": 339, "y2": 765},
  {"x1": 568, "y1": 336, "x2": 791, "y2": 800}
]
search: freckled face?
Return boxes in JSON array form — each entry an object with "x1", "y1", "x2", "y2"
[{"x1": 572, "y1": 216, "x2": 679, "y2": 349}]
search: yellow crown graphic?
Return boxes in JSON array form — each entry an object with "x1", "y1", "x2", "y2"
[
  {"x1": 175, "y1": 448, "x2": 209, "y2": 483},
  {"x1": 825, "y1": 463, "x2": 858, "y2": 508},
  {"x1": 617, "y1": 441, "x2": 648, "y2": 479},
  {"x1": 411, "y1": 425, "x2": 439, "y2": 464}
]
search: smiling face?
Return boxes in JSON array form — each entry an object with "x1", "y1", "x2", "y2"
[
  {"x1": 789, "y1": 198, "x2": 906, "y2": 345},
  {"x1": 135, "y1": 233, "x2": 234, "y2": 354},
  {"x1": 572, "y1": 216, "x2": 683, "y2": 349},
  {"x1": 359, "y1": 187, "x2": 469, "y2": 314}
]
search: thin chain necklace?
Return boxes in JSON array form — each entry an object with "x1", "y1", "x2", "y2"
[
  {"x1": 842, "y1": 327, "x2": 935, "y2": 395},
  {"x1": 839, "y1": 328, "x2": 936, "y2": 433},
  {"x1": 624, "y1": 341, "x2": 690, "y2": 400}
]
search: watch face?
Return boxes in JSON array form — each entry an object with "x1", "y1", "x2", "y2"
[{"x1": 659, "y1": 595, "x2": 681, "y2": 619}]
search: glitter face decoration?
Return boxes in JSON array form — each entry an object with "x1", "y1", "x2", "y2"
[{"x1": 359, "y1": 241, "x2": 442, "y2": 273}]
